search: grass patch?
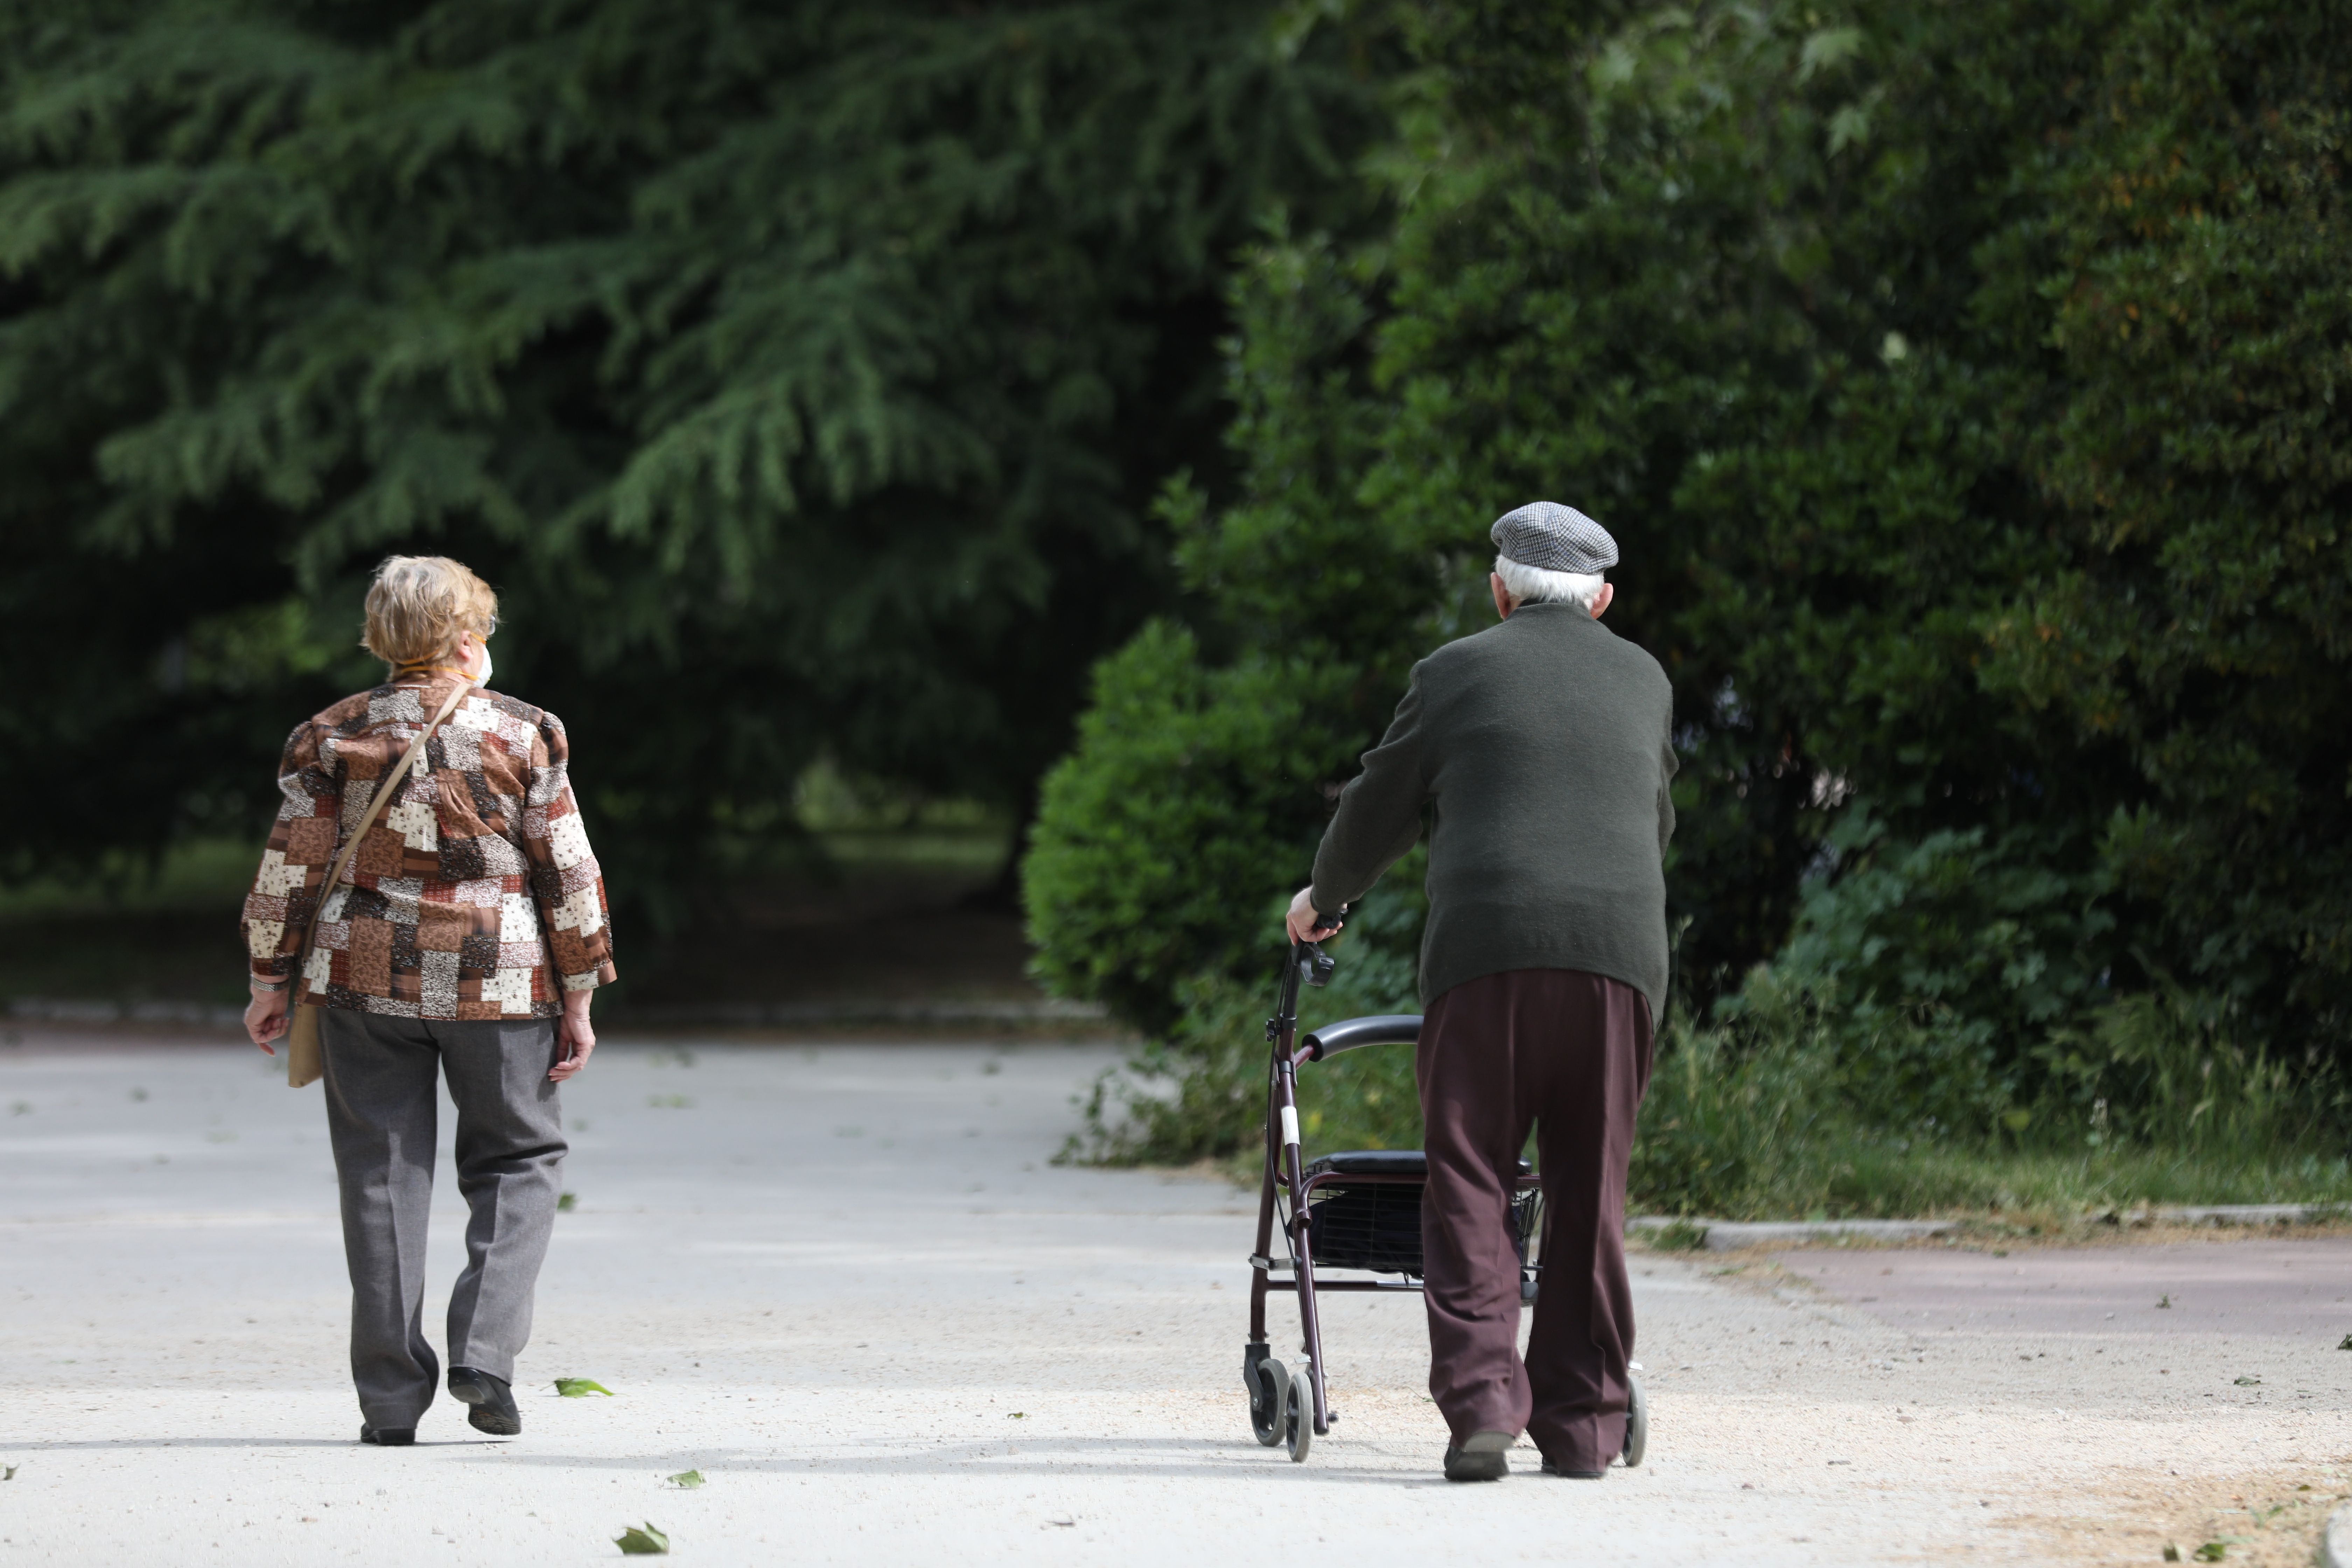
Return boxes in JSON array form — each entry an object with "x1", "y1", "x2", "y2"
[
  {"x1": 1630, "y1": 990, "x2": 2352, "y2": 1221},
  {"x1": 1070, "y1": 967, "x2": 2352, "y2": 1222},
  {"x1": 1637, "y1": 1124, "x2": 2352, "y2": 1226},
  {"x1": 1642, "y1": 1218, "x2": 1712, "y2": 1251}
]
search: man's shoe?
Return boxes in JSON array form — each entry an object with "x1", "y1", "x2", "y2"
[
  {"x1": 447, "y1": 1366, "x2": 521, "y2": 1436},
  {"x1": 1541, "y1": 1456, "x2": 1605, "y2": 1479},
  {"x1": 359, "y1": 1426, "x2": 415, "y2": 1446},
  {"x1": 1442, "y1": 1429, "x2": 1516, "y2": 1482}
]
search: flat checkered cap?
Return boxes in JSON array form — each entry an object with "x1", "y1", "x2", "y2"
[{"x1": 1490, "y1": 502, "x2": 1618, "y2": 574}]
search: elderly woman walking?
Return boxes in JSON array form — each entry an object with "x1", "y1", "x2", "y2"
[{"x1": 239, "y1": 555, "x2": 616, "y2": 1447}]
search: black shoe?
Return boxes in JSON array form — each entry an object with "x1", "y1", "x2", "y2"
[
  {"x1": 1541, "y1": 1456, "x2": 1605, "y2": 1479},
  {"x1": 447, "y1": 1366, "x2": 521, "y2": 1436},
  {"x1": 359, "y1": 1426, "x2": 415, "y2": 1446},
  {"x1": 1443, "y1": 1429, "x2": 1516, "y2": 1482}
]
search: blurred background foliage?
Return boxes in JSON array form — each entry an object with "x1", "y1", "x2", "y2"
[
  {"x1": 1030, "y1": 0, "x2": 2352, "y2": 1208},
  {"x1": 7, "y1": 0, "x2": 2350, "y2": 1211},
  {"x1": 0, "y1": 0, "x2": 1392, "y2": 917}
]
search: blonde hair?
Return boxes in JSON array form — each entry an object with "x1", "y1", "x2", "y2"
[{"x1": 361, "y1": 555, "x2": 499, "y2": 669}]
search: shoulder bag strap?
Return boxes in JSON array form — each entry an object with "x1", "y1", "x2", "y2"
[{"x1": 296, "y1": 679, "x2": 475, "y2": 968}]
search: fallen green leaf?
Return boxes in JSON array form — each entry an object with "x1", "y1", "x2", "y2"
[
  {"x1": 2338, "y1": 1335, "x2": 2352, "y2": 1351},
  {"x1": 555, "y1": 1378, "x2": 614, "y2": 1398},
  {"x1": 2, "y1": 1465, "x2": 15, "y2": 1480},
  {"x1": 2192, "y1": 1544, "x2": 2227, "y2": 1562},
  {"x1": 666, "y1": 1470, "x2": 704, "y2": 1489},
  {"x1": 2158, "y1": 1295, "x2": 2172, "y2": 1309},
  {"x1": 2233, "y1": 1376, "x2": 2261, "y2": 1386},
  {"x1": 2162, "y1": 1544, "x2": 2180, "y2": 1562},
  {"x1": 1008, "y1": 1412, "x2": 1026, "y2": 1419},
  {"x1": 615, "y1": 1522, "x2": 669, "y2": 1555},
  {"x1": 557, "y1": 1193, "x2": 578, "y2": 1212}
]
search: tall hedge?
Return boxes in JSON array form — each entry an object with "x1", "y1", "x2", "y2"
[{"x1": 1028, "y1": 0, "x2": 2352, "y2": 1096}]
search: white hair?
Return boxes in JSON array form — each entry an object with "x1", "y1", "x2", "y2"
[{"x1": 1494, "y1": 553, "x2": 1604, "y2": 612}]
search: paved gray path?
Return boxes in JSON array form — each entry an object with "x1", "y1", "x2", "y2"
[{"x1": 2, "y1": 1036, "x2": 2347, "y2": 1564}]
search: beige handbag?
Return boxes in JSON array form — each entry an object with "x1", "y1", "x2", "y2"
[{"x1": 283, "y1": 679, "x2": 474, "y2": 1087}]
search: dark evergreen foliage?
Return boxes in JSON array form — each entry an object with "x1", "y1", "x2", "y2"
[
  {"x1": 1030, "y1": 0, "x2": 2352, "y2": 1096},
  {"x1": 0, "y1": 0, "x2": 1390, "y2": 910}
]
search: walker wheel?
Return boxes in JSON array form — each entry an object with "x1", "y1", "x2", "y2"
[
  {"x1": 1249, "y1": 1356, "x2": 1288, "y2": 1447},
  {"x1": 1622, "y1": 1374, "x2": 1647, "y2": 1469},
  {"x1": 1280, "y1": 1365, "x2": 1314, "y2": 1463}
]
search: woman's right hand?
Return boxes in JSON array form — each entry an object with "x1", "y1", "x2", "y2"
[
  {"x1": 549, "y1": 991, "x2": 596, "y2": 1082},
  {"x1": 245, "y1": 985, "x2": 290, "y2": 1054}
]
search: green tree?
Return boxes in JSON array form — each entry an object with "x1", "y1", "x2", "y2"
[
  {"x1": 1978, "y1": 1, "x2": 2352, "y2": 1036},
  {"x1": 0, "y1": 0, "x2": 1392, "y2": 910},
  {"x1": 1035, "y1": 0, "x2": 2054, "y2": 1021},
  {"x1": 1031, "y1": 0, "x2": 2352, "y2": 1122}
]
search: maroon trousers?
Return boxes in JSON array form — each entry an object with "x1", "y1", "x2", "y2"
[{"x1": 1417, "y1": 967, "x2": 1653, "y2": 1470}]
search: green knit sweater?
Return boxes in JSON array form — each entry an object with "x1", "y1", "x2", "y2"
[{"x1": 1308, "y1": 600, "x2": 1678, "y2": 1016}]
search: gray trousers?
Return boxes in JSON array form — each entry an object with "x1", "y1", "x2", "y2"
[{"x1": 318, "y1": 1009, "x2": 567, "y2": 1429}]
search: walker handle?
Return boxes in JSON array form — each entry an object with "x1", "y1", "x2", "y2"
[{"x1": 1296, "y1": 1013, "x2": 1423, "y2": 1064}]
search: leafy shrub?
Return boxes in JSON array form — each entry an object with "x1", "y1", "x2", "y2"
[
  {"x1": 1631, "y1": 1002, "x2": 1845, "y2": 1219},
  {"x1": 1040, "y1": 0, "x2": 2352, "y2": 1204},
  {"x1": 1065, "y1": 850, "x2": 1428, "y2": 1164},
  {"x1": 1719, "y1": 805, "x2": 2113, "y2": 1132},
  {"x1": 1078, "y1": 899, "x2": 2352, "y2": 1221},
  {"x1": 1024, "y1": 623, "x2": 1362, "y2": 1031},
  {"x1": 1634, "y1": 984, "x2": 2352, "y2": 1220}
]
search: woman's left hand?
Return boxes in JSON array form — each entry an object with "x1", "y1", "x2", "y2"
[
  {"x1": 245, "y1": 986, "x2": 289, "y2": 1055},
  {"x1": 550, "y1": 992, "x2": 596, "y2": 1082}
]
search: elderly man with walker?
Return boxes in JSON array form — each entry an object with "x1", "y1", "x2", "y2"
[{"x1": 1285, "y1": 502, "x2": 1676, "y2": 1482}]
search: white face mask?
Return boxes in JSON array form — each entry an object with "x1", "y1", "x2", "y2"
[{"x1": 473, "y1": 643, "x2": 494, "y2": 687}]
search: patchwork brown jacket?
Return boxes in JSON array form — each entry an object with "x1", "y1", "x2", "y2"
[{"x1": 240, "y1": 674, "x2": 617, "y2": 1020}]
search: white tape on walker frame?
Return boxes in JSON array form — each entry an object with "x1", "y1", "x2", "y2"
[{"x1": 1280, "y1": 1105, "x2": 1301, "y2": 1147}]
